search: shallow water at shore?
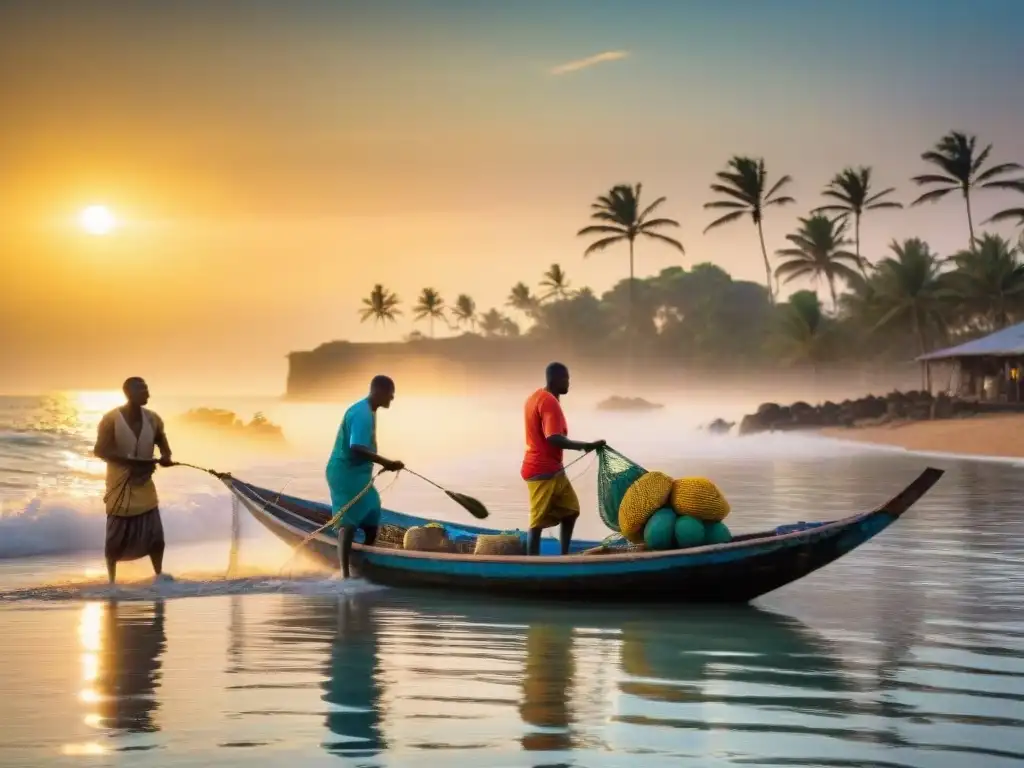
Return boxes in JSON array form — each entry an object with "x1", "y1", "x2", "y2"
[{"x1": 2, "y1": 393, "x2": 1024, "y2": 766}]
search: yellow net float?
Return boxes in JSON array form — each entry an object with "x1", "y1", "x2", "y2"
[
  {"x1": 474, "y1": 533, "x2": 526, "y2": 556},
  {"x1": 403, "y1": 524, "x2": 450, "y2": 552},
  {"x1": 670, "y1": 477, "x2": 731, "y2": 522},
  {"x1": 618, "y1": 471, "x2": 674, "y2": 543}
]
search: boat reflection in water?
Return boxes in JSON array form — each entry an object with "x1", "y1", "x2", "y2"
[
  {"x1": 79, "y1": 600, "x2": 166, "y2": 741},
  {"x1": 612, "y1": 607, "x2": 855, "y2": 754},
  {"x1": 266, "y1": 591, "x2": 853, "y2": 763}
]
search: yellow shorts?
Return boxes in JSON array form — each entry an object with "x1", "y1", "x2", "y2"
[{"x1": 526, "y1": 474, "x2": 580, "y2": 530}]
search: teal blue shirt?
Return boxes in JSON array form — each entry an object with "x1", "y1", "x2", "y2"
[{"x1": 327, "y1": 398, "x2": 376, "y2": 483}]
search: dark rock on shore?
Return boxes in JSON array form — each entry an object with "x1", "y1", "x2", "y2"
[
  {"x1": 735, "y1": 390, "x2": 978, "y2": 436},
  {"x1": 597, "y1": 396, "x2": 665, "y2": 412},
  {"x1": 703, "y1": 418, "x2": 735, "y2": 435}
]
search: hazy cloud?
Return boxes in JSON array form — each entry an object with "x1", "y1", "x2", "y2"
[{"x1": 549, "y1": 50, "x2": 629, "y2": 75}]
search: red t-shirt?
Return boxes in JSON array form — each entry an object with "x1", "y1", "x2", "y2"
[{"x1": 521, "y1": 388, "x2": 568, "y2": 480}]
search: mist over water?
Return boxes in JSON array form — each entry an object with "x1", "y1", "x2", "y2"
[{"x1": 0, "y1": 380, "x2": 892, "y2": 564}]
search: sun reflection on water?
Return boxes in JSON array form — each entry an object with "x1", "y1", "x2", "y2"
[
  {"x1": 72, "y1": 390, "x2": 122, "y2": 417},
  {"x1": 60, "y1": 742, "x2": 107, "y2": 756},
  {"x1": 78, "y1": 602, "x2": 103, "y2": 717}
]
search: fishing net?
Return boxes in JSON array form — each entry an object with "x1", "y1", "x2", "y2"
[{"x1": 596, "y1": 447, "x2": 648, "y2": 533}]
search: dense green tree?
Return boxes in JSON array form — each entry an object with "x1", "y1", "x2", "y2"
[
  {"x1": 773, "y1": 290, "x2": 835, "y2": 369},
  {"x1": 871, "y1": 238, "x2": 950, "y2": 355},
  {"x1": 945, "y1": 233, "x2": 1024, "y2": 331}
]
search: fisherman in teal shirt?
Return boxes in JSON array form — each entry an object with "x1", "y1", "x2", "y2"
[{"x1": 326, "y1": 375, "x2": 404, "y2": 578}]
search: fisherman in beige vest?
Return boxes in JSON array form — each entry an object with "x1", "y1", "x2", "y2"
[{"x1": 93, "y1": 377, "x2": 174, "y2": 584}]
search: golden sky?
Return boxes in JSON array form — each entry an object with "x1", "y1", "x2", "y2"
[{"x1": 2, "y1": 1, "x2": 1023, "y2": 394}]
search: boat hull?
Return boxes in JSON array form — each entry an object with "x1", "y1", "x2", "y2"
[{"x1": 225, "y1": 467, "x2": 943, "y2": 603}]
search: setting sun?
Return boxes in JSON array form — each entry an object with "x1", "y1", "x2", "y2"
[{"x1": 79, "y1": 205, "x2": 116, "y2": 235}]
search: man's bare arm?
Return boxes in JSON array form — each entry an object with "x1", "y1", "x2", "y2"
[
  {"x1": 350, "y1": 444, "x2": 404, "y2": 471},
  {"x1": 546, "y1": 434, "x2": 605, "y2": 452},
  {"x1": 155, "y1": 421, "x2": 174, "y2": 466}
]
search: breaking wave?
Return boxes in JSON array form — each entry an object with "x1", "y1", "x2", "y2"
[{"x1": 0, "y1": 489, "x2": 244, "y2": 559}]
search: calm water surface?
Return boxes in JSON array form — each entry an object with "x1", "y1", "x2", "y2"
[{"x1": 1, "y1": 393, "x2": 1023, "y2": 766}]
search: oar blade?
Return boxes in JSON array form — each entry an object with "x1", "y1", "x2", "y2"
[{"x1": 446, "y1": 491, "x2": 489, "y2": 519}]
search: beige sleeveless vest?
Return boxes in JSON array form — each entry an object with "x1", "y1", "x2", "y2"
[{"x1": 103, "y1": 408, "x2": 161, "y2": 517}]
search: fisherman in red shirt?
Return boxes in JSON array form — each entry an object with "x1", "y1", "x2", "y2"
[{"x1": 521, "y1": 362, "x2": 605, "y2": 556}]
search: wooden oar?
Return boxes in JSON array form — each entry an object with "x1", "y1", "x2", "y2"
[{"x1": 401, "y1": 468, "x2": 490, "y2": 519}]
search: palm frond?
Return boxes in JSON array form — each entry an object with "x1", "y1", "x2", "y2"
[
  {"x1": 582, "y1": 234, "x2": 627, "y2": 256},
  {"x1": 577, "y1": 224, "x2": 628, "y2": 237},
  {"x1": 764, "y1": 175, "x2": 793, "y2": 202},
  {"x1": 910, "y1": 188, "x2": 954, "y2": 206},
  {"x1": 975, "y1": 162, "x2": 1023, "y2": 183},
  {"x1": 703, "y1": 210, "x2": 746, "y2": 233},
  {"x1": 640, "y1": 217, "x2": 681, "y2": 229},
  {"x1": 640, "y1": 230, "x2": 685, "y2": 252},
  {"x1": 983, "y1": 207, "x2": 1024, "y2": 226}
]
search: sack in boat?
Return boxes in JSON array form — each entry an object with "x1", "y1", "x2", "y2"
[
  {"x1": 474, "y1": 533, "x2": 526, "y2": 556},
  {"x1": 403, "y1": 524, "x2": 451, "y2": 552},
  {"x1": 670, "y1": 477, "x2": 731, "y2": 522}
]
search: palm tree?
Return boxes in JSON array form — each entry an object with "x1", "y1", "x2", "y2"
[
  {"x1": 871, "y1": 238, "x2": 949, "y2": 355},
  {"x1": 812, "y1": 166, "x2": 902, "y2": 276},
  {"x1": 359, "y1": 284, "x2": 401, "y2": 326},
  {"x1": 774, "y1": 215, "x2": 861, "y2": 312},
  {"x1": 983, "y1": 181, "x2": 1024, "y2": 229},
  {"x1": 703, "y1": 156, "x2": 795, "y2": 304},
  {"x1": 910, "y1": 131, "x2": 1023, "y2": 247},
  {"x1": 507, "y1": 282, "x2": 539, "y2": 321},
  {"x1": 478, "y1": 308, "x2": 507, "y2": 337},
  {"x1": 449, "y1": 293, "x2": 477, "y2": 331},
  {"x1": 540, "y1": 263, "x2": 572, "y2": 301},
  {"x1": 500, "y1": 316, "x2": 521, "y2": 337},
  {"x1": 413, "y1": 287, "x2": 445, "y2": 337},
  {"x1": 946, "y1": 233, "x2": 1024, "y2": 331},
  {"x1": 577, "y1": 183, "x2": 684, "y2": 330}
]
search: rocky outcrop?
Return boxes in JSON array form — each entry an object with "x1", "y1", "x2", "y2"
[
  {"x1": 176, "y1": 408, "x2": 286, "y2": 444},
  {"x1": 703, "y1": 418, "x2": 735, "y2": 435},
  {"x1": 735, "y1": 391, "x2": 977, "y2": 436}
]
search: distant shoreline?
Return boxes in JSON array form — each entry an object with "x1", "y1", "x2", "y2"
[{"x1": 817, "y1": 413, "x2": 1024, "y2": 464}]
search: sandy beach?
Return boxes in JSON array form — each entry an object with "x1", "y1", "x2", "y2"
[{"x1": 819, "y1": 413, "x2": 1024, "y2": 460}]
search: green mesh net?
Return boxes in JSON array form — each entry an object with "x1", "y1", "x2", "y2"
[{"x1": 596, "y1": 446, "x2": 648, "y2": 532}]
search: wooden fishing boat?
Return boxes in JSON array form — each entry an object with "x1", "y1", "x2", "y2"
[{"x1": 221, "y1": 466, "x2": 943, "y2": 603}]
